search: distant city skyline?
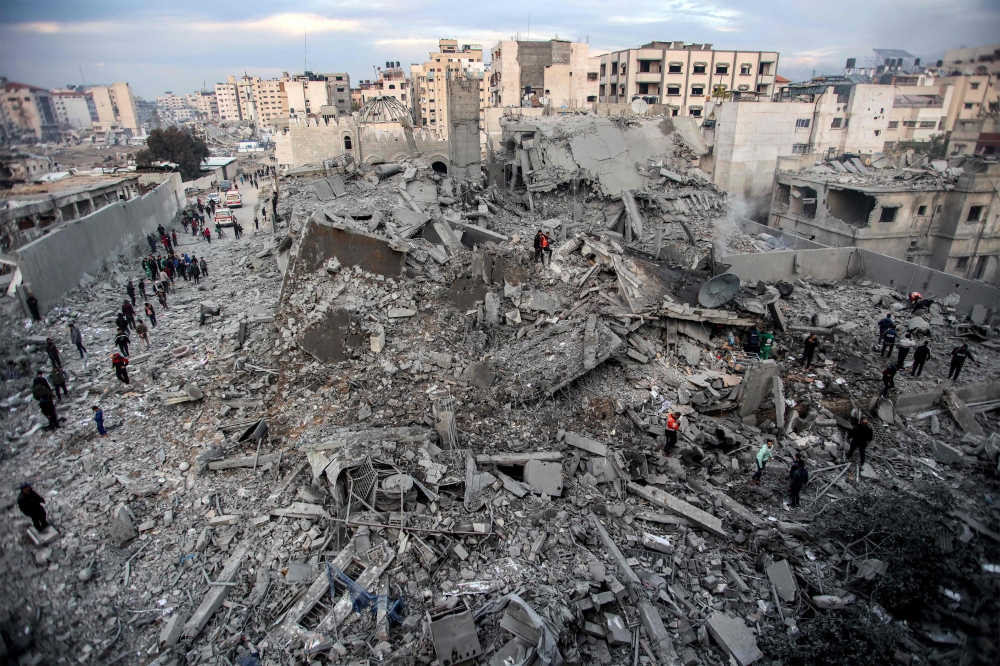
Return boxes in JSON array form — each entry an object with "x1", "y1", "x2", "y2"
[{"x1": 1, "y1": 0, "x2": 998, "y2": 98}]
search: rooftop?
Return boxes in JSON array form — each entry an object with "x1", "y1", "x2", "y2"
[{"x1": 0, "y1": 173, "x2": 137, "y2": 204}]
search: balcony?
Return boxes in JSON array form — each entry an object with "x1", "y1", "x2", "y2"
[{"x1": 636, "y1": 72, "x2": 662, "y2": 83}]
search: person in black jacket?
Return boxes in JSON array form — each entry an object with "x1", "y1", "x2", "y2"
[
  {"x1": 788, "y1": 455, "x2": 808, "y2": 508},
  {"x1": 846, "y1": 417, "x2": 873, "y2": 468},
  {"x1": 948, "y1": 344, "x2": 979, "y2": 381},
  {"x1": 26, "y1": 293, "x2": 41, "y2": 320},
  {"x1": 911, "y1": 341, "x2": 931, "y2": 376},
  {"x1": 801, "y1": 333, "x2": 819, "y2": 368},
  {"x1": 881, "y1": 362, "x2": 898, "y2": 397},
  {"x1": 114, "y1": 328, "x2": 130, "y2": 357},
  {"x1": 45, "y1": 338, "x2": 62, "y2": 369},
  {"x1": 533, "y1": 230, "x2": 544, "y2": 263},
  {"x1": 17, "y1": 483, "x2": 48, "y2": 531},
  {"x1": 126, "y1": 279, "x2": 136, "y2": 306}
]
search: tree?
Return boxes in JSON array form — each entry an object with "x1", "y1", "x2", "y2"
[{"x1": 136, "y1": 127, "x2": 209, "y2": 180}]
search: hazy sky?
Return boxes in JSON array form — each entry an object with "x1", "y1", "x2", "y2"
[{"x1": 1, "y1": 0, "x2": 998, "y2": 99}]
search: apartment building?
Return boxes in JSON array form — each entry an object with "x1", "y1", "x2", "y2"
[
  {"x1": 323, "y1": 73, "x2": 351, "y2": 116},
  {"x1": 598, "y1": 42, "x2": 778, "y2": 121},
  {"x1": 89, "y1": 82, "x2": 140, "y2": 132},
  {"x1": 371, "y1": 63, "x2": 410, "y2": 107},
  {"x1": 156, "y1": 92, "x2": 189, "y2": 110},
  {"x1": 252, "y1": 78, "x2": 288, "y2": 123},
  {"x1": 194, "y1": 90, "x2": 219, "y2": 121},
  {"x1": 883, "y1": 83, "x2": 953, "y2": 147},
  {"x1": 411, "y1": 40, "x2": 486, "y2": 137},
  {"x1": 943, "y1": 43, "x2": 1000, "y2": 76},
  {"x1": 50, "y1": 88, "x2": 95, "y2": 130},
  {"x1": 1, "y1": 81, "x2": 59, "y2": 142},
  {"x1": 215, "y1": 78, "x2": 242, "y2": 122},
  {"x1": 489, "y1": 39, "x2": 598, "y2": 109}
]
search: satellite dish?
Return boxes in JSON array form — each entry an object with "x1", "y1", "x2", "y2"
[
  {"x1": 698, "y1": 273, "x2": 741, "y2": 308},
  {"x1": 631, "y1": 99, "x2": 649, "y2": 115}
]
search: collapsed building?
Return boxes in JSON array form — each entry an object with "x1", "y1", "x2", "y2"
[{"x1": 0, "y1": 106, "x2": 999, "y2": 666}]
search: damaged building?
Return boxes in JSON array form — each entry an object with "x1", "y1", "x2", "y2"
[
  {"x1": 1, "y1": 106, "x2": 999, "y2": 666},
  {"x1": 769, "y1": 155, "x2": 1000, "y2": 283}
]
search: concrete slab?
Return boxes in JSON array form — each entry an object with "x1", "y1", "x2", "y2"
[
  {"x1": 739, "y1": 360, "x2": 778, "y2": 417},
  {"x1": 159, "y1": 613, "x2": 185, "y2": 648},
  {"x1": 458, "y1": 223, "x2": 508, "y2": 248},
  {"x1": 929, "y1": 439, "x2": 965, "y2": 465},
  {"x1": 564, "y1": 431, "x2": 608, "y2": 456},
  {"x1": 604, "y1": 613, "x2": 631, "y2": 646},
  {"x1": 766, "y1": 559, "x2": 797, "y2": 602},
  {"x1": 296, "y1": 217, "x2": 406, "y2": 276},
  {"x1": 183, "y1": 547, "x2": 246, "y2": 639},
  {"x1": 462, "y1": 362, "x2": 496, "y2": 389},
  {"x1": 524, "y1": 291, "x2": 564, "y2": 314},
  {"x1": 627, "y1": 483, "x2": 727, "y2": 538},
  {"x1": 110, "y1": 504, "x2": 137, "y2": 547},
  {"x1": 971, "y1": 303, "x2": 987, "y2": 325},
  {"x1": 522, "y1": 460, "x2": 563, "y2": 497},
  {"x1": 942, "y1": 391, "x2": 984, "y2": 437},
  {"x1": 26, "y1": 526, "x2": 59, "y2": 546},
  {"x1": 706, "y1": 613, "x2": 762, "y2": 666}
]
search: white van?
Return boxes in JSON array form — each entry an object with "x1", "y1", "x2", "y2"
[{"x1": 225, "y1": 190, "x2": 242, "y2": 208}]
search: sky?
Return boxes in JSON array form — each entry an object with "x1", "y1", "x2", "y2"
[{"x1": 1, "y1": 0, "x2": 998, "y2": 99}]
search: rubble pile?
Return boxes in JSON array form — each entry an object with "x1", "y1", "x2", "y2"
[{"x1": 1, "y1": 133, "x2": 998, "y2": 666}]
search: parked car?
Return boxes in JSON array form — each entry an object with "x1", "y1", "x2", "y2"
[
  {"x1": 214, "y1": 207, "x2": 235, "y2": 227},
  {"x1": 225, "y1": 189, "x2": 242, "y2": 208},
  {"x1": 207, "y1": 192, "x2": 221, "y2": 204},
  {"x1": 219, "y1": 180, "x2": 232, "y2": 192}
]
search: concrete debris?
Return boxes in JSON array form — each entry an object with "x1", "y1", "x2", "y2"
[{"x1": 2, "y1": 128, "x2": 998, "y2": 666}]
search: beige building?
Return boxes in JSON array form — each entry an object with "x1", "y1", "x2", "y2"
[
  {"x1": 252, "y1": 78, "x2": 288, "y2": 123},
  {"x1": 156, "y1": 92, "x2": 189, "y2": 110},
  {"x1": 943, "y1": 43, "x2": 1000, "y2": 76},
  {"x1": 50, "y1": 89, "x2": 93, "y2": 130},
  {"x1": 884, "y1": 84, "x2": 953, "y2": 147},
  {"x1": 215, "y1": 78, "x2": 242, "y2": 122},
  {"x1": 89, "y1": 82, "x2": 139, "y2": 132},
  {"x1": 237, "y1": 75, "x2": 258, "y2": 123},
  {"x1": 598, "y1": 41, "x2": 779, "y2": 122},
  {"x1": 1, "y1": 81, "x2": 59, "y2": 141},
  {"x1": 489, "y1": 39, "x2": 598, "y2": 109},
  {"x1": 412, "y1": 40, "x2": 486, "y2": 137},
  {"x1": 194, "y1": 89, "x2": 218, "y2": 120}
]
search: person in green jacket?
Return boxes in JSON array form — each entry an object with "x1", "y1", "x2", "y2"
[
  {"x1": 751, "y1": 439, "x2": 774, "y2": 485},
  {"x1": 759, "y1": 330, "x2": 775, "y2": 360}
]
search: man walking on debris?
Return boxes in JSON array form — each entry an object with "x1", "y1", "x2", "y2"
[
  {"x1": 17, "y1": 483, "x2": 48, "y2": 532},
  {"x1": 897, "y1": 332, "x2": 915, "y2": 367},
  {"x1": 542, "y1": 232, "x2": 553, "y2": 264},
  {"x1": 122, "y1": 299, "x2": 136, "y2": 329},
  {"x1": 880, "y1": 322, "x2": 898, "y2": 358},
  {"x1": 751, "y1": 439, "x2": 774, "y2": 485},
  {"x1": 25, "y1": 292, "x2": 41, "y2": 320},
  {"x1": 115, "y1": 327, "x2": 130, "y2": 357},
  {"x1": 882, "y1": 362, "x2": 898, "y2": 396},
  {"x1": 846, "y1": 417, "x2": 873, "y2": 470},
  {"x1": 788, "y1": 454, "x2": 808, "y2": 508},
  {"x1": 801, "y1": 333, "x2": 819, "y2": 369},
  {"x1": 69, "y1": 324, "x2": 86, "y2": 359},
  {"x1": 876, "y1": 313, "x2": 893, "y2": 351},
  {"x1": 126, "y1": 279, "x2": 136, "y2": 306},
  {"x1": 93, "y1": 405, "x2": 107, "y2": 438},
  {"x1": 759, "y1": 329, "x2": 775, "y2": 360},
  {"x1": 38, "y1": 389, "x2": 59, "y2": 430},
  {"x1": 49, "y1": 366, "x2": 68, "y2": 400},
  {"x1": 948, "y1": 343, "x2": 979, "y2": 380},
  {"x1": 665, "y1": 411, "x2": 679, "y2": 451},
  {"x1": 144, "y1": 302, "x2": 157, "y2": 327},
  {"x1": 534, "y1": 230, "x2": 544, "y2": 263},
  {"x1": 911, "y1": 340, "x2": 931, "y2": 377},
  {"x1": 199, "y1": 256, "x2": 208, "y2": 277},
  {"x1": 135, "y1": 319, "x2": 150, "y2": 349},
  {"x1": 111, "y1": 353, "x2": 129, "y2": 384},
  {"x1": 45, "y1": 338, "x2": 62, "y2": 369}
]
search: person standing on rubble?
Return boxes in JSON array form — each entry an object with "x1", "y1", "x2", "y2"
[
  {"x1": 69, "y1": 324, "x2": 86, "y2": 359},
  {"x1": 155, "y1": 283, "x2": 168, "y2": 310},
  {"x1": 93, "y1": 406, "x2": 107, "y2": 438},
  {"x1": 203, "y1": 227, "x2": 211, "y2": 244},
  {"x1": 254, "y1": 215, "x2": 259, "y2": 231},
  {"x1": 911, "y1": 340, "x2": 931, "y2": 377},
  {"x1": 138, "y1": 278, "x2": 147, "y2": 302},
  {"x1": 876, "y1": 314, "x2": 893, "y2": 351},
  {"x1": 17, "y1": 483, "x2": 48, "y2": 532},
  {"x1": 38, "y1": 389, "x2": 59, "y2": 430},
  {"x1": 746, "y1": 327, "x2": 761, "y2": 356},
  {"x1": 534, "y1": 230, "x2": 544, "y2": 263},
  {"x1": 114, "y1": 327, "x2": 131, "y2": 358},
  {"x1": 190, "y1": 256, "x2": 201, "y2": 284},
  {"x1": 751, "y1": 439, "x2": 774, "y2": 485},
  {"x1": 948, "y1": 343, "x2": 979, "y2": 381},
  {"x1": 788, "y1": 454, "x2": 808, "y2": 508},
  {"x1": 801, "y1": 333, "x2": 819, "y2": 369},
  {"x1": 126, "y1": 279, "x2": 136, "y2": 306},
  {"x1": 135, "y1": 319, "x2": 150, "y2": 349},
  {"x1": 45, "y1": 338, "x2": 62, "y2": 369},
  {"x1": 759, "y1": 329, "x2": 775, "y2": 360},
  {"x1": 49, "y1": 366, "x2": 68, "y2": 401},
  {"x1": 880, "y1": 323, "x2": 898, "y2": 358},
  {"x1": 144, "y1": 302, "x2": 157, "y2": 327},
  {"x1": 846, "y1": 417, "x2": 873, "y2": 469},
  {"x1": 111, "y1": 352, "x2": 129, "y2": 385},
  {"x1": 665, "y1": 411, "x2": 680, "y2": 451},
  {"x1": 122, "y1": 299, "x2": 136, "y2": 329},
  {"x1": 199, "y1": 256, "x2": 208, "y2": 277},
  {"x1": 881, "y1": 362, "x2": 898, "y2": 397},
  {"x1": 542, "y1": 232, "x2": 553, "y2": 264},
  {"x1": 896, "y1": 333, "x2": 915, "y2": 368}
]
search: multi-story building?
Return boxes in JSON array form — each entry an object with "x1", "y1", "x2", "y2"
[
  {"x1": 135, "y1": 97, "x2": 157, "y2": 125},
  {"x1": 215, "y1": 78, "x2": 242, "y2": 122},
  {"x1": 412, "y1": 40, "x2": 486, "y2": 137},
  {"x1": 50, "y1": 88, "x2": 95, "y2": 130},
  {"x1": 1, "y1": 81, "x2": 59, "y2": 142},
  {"x1": 883, "y1": 83, "x2": 953, "y2": 148},
  {"x1": 194, "y1": 90, "x2": 219, "y2": 121},
  {"x1": 237, "y1": 75, "x2": 258, "y2": 123},
  {"x1": 598, "y1": 41, "x2": 778, "y2": 121},
  {"x1": 90, "y1": 82, "x2": 140, "y2": 132},
  {"x1": 156, "y1": 92, "x2": 189, "y2": 110},
  {"x1": 323, "y1": 73, "x2": 351, "y2": 116},
  {"x1": 252, "y1": 78, "x2": 288, "y2": 123},
  {"x1": 943, "y1": 43, "x2": 1000, "y2": 76},
  {"x1": 284, "y1": 74, "x2": 330, "y2": 118},
  {"x1": 371, "y1": 63, "x2": 410, "y2": 107},
  {"x1": 489, "y1": 39, "x2": 599, "y2": 110}
]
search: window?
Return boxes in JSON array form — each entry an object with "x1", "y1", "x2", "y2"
[
  {"x1": 879, "y1": 207, "x2": 898, "y2": 223},
  {"x1": 671, "y1": 108, "x2": 679, "y2": 116},
  {"x1": 791, "y1": 144, "x2": 810, "y2": 154},
  {"x1": 955, "y1": 256, "x2": 970, "y2": 270},
  {"x1": 902, "y1": 120, "x2": 917, "y2": 128},
  {"x1": 917, "y1": 205, "x2": 927, "y2": 216},
  {"x1": 689, "y1": 107, "x2": 702, "y2": 117},
  {"x1": 740, "y1": 64, "x2": 752, "y2": 75},
  {"x1": 600, "y1": 64, "x2": 606, "y2": 77},
  {"x1": 667, "y1": 85, "x2": 681, "y2": 96},
  {"x1": 970, "y1": 82, "x2": 980, "y2": 89},
  {"x1": 967, "y1": 205, "x2": 984, "y2": 222},
  {"x1": 919, "y1": 121, "x2": 936, "y2": 128},
  {"x1": 620, "y1": 64, "x2": 627, "y2": 75},
  {"x1": 954, "y1": 144, "x2": 967, "y2": 154},
  {"x1": 738, "y1": 84, "x2": 750, "y2": 91},
  {"x1": 587, "y1": 72, "x2": 598, "y2": 81},
  {"x1": 759, "y1": 62, "x2": 772, "y2": 75},
  {"x1": 668, "y1": 62, "x2": 683, "y2": 73},
  {"x1": 691, "y1": 85, "x2": 704, "y2": 96},
  {"x1": 964, "y1": 103, "x2": 974, "y2": 109},
  {"x1": 693, "y1": 63, "x2": 707, "y2": 74},
  {"x1": 343, "y1": 135, "x2": 352, "y2": 150},
  {"x1": 888, "y1": 121, "x2": 899, "y2": 129},
  {"x1": 388, "y1": 84, "x2": 395, "y2": 89},
  {"x1": 715, "y1": 64, "x2": 729, "y2": 75},
  {"x1": 831, "y1": 118, "x2": 844, "y2": 128},
  {"x1": 586, "y1": 95, "x2": 597, "y2": 103}
]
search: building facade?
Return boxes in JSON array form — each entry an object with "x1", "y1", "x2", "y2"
[
  {"x1": 194, "y1": 90, "x2": 219, "y2": 120},
  {"x1": 252, "y1": 78, "x2": 288, "y2": 123},
  {"x1": 89, "y1": 82, "x2": 140, "y2": 132},
  {"x1": 489, "y1": 39, "x2": 598, "y2": 109},
  {"x1": 50, "y1": 89, "x2": 94, "y2": 130},
  {"x1": 2, "y1": 82, "x2": 59, "y2": 142},
  {"x1": 215, "y1": 79, "x2": 242, "y2": 122},
  {"x1": 412, "y1": 40, "x2": 486, "y2": 137},
  {"x1": 598, "y1": 42, "x2": 779, "y2": 121},
  {"x1": 943, "y1": 43, "x2": 1000, "y2": 76}
]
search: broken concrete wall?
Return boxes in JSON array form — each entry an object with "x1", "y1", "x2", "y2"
[
  {"x1": 447, "y1": 73, "x2": 483, "y2": 179},
  {"x1": 295, "y1": 215, "x2": 407, "y2": 276}
]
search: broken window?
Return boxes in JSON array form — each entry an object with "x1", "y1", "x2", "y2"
[
  {"x1": 774, "y1": 183, "x2": 791, "y2": 209},
  {"x1": 795, "y1": 118, "x2": 810, "y2": 128},
  {"x1": 967, "y1": 205, "x2": 984, "y2": 222},
  {"x1": 955, "y1": 256, "x2": 970, "y2": 270},
  {"x1": 693, "y1": 63, "x2": 707, "y2": 74},
  {"x1": 667, "y1": 85, "x2": 681, "y2": 96},
  {"x1": 668, "y1": 62, "x2": 683, "y2": 73},
  {"x1": 917, "y1": 205, "x2": 927, "y2": 216},
  {"x1": 964, "y1": 103, "x2": 974, "y2": 109},
  {"x1": 671, "y1": 108, "x2": 679, "y2": 117},
  {"x1": 759, "y1": 62, "x2": 773, "y2": 75},
  {"x1": 831, "y1": 118, "x2": 844, "y2": 129},
  {"x1": 971, "y1": 82, "x2": 980, "y2": 89},
  {"x1": 586, "y1": 95, "x2": 597, "y2": 103},
  {"x1": 620, "y1": 63, "x2": 627, "y2": 75},
  {"x1": 587, "y1": 72, "x2": 598, "y2": 81},
  {"x1": 740, "y1": 64, "x2": 752, "y2": 75},
  {"x1": 879, "y1": 206, "x2": 898, "y2": 223},
  {"x1": 826, "y1": 188, "x2": 877, "y2": 226},
  {"x1": 715, "y1": 64, "x2": 729, "y2": 74},
  {"x1": 789, "y1": 186, "x2": 818, "y2": 218}
]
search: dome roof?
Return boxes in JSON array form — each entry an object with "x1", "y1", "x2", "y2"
[{"x1": 357, "y1": 95, "x2": 413, "y2": 125}]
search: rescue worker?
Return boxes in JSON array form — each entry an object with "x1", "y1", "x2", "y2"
[
  {"x1": 801, "y1": 333, "x2": 819, "y2": 369},
  {"x1": 751, "y1": 439, "x2": 774, "y2": 485},
  {"x1": 17, "y1": 483, "x2": 48, "y2": 532},
  {"x1": 911, "y1": 340, "x2": 931, "y2": 377},
  {"x1": 846, "y1": 417, "x2": 873, "y2": 468},
  {"x1": 948, "y1": 343, "x2": 979, "y2": 381},
  {"x1": 788, "y1": 454, "x2": 808, "y2": 508},
  {"x1": 875, "y1": 314, "x2": 893, "y2": 351},
  {"x1": 665, "y1": 411, "x2": 680, "y2": 451},
  {"x1": 759, "y1": 329, "x2": 775, "y2": 360}
]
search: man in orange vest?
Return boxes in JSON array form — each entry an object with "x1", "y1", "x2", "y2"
[{"x1": 665, "y1": 411, "x2": 680, "y2": 451}]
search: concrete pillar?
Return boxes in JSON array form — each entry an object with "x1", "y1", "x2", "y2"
[
  {"x1": 447, "y1": 72, "x2": 482, "y2": 180},
  {"x1": 738, "y1": 360, "x2": 778, "y2": 417}
]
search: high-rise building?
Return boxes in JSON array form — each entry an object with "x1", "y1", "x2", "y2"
[
  {"x1": 50, "y1": 88, "x2": 94, "y2": 130},
  {"x1": 1, "y1": 81, "x2": 59, "y2": 141},
  {"x1": 489, "y1": 39, "x2": 599, "y2": 109},
  {"x1": 194, "y1": 89, "x2": 219, "y2": 121},
  {"x1": 215, "y1": 78, "x2": 242, "y2": 122},
  {"x1": 411, "y1": 40, "x2": 486, "y2": 137},
  {"x1": 90, "y1": 82, "x2": 140, "y2": 132},
  {"x1": 252, "y1": 79, "x2": 288, "y2": 123}
]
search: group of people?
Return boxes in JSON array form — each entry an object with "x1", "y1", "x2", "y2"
[
  {"x1": 875, "y1": 313, "x2": 979, "y2": 396},
  {"x1": 533, "y1": 230, "x2": 553, "y2": 265},
  {"x1": 745, "y1": 327, "x2": 776, "y2": 360}
]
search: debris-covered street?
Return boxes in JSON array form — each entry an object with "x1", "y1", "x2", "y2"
[{"x1": 1, "y1": 117, "x2": 998, "y2": 666}]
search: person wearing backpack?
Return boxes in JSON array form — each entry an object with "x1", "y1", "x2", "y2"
[{"x1": 788, "y1": 454, "x2": 808, "y2": 508}]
